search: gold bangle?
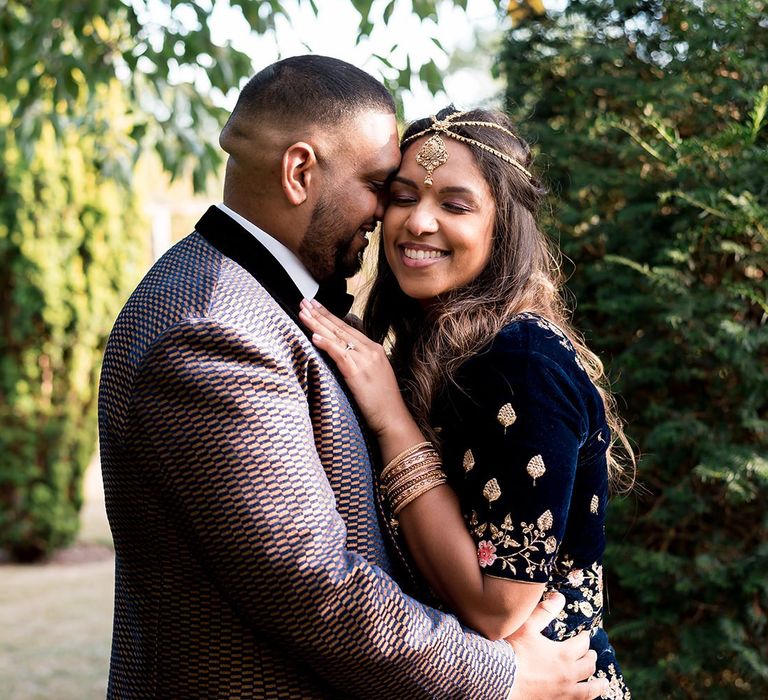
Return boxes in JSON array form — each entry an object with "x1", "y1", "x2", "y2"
[
  {"x1": 387, "y1": 469, "x2": 442, "y2": 503},
  {"x1": 387, "y1": 466, "x2": 446, "y2": 504},
  {"x1": 382, "y1": 446, "x2": 441, "y2": 489},
  {"x1": 381, "y1": 441, "x2": 434, "y2": 481},
  {"x1": 392, "y1": 472, "x2": 448, "y2": 515},
  {"x1": 384, "y1": 455, "x2": 442, "y2": 493}
]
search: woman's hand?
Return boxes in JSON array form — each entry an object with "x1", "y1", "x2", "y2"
[{"x1": 299, "y1": 299, "x2": 411, "y2": 439}]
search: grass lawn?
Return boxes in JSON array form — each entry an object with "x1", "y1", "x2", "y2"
[{"x1": 0, "y1": 457, "x2": 115, "y2": 700}]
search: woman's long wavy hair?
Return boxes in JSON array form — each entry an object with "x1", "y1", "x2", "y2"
[{"x1": 363, "y1": 106, "x2": 634, "y2": 492}]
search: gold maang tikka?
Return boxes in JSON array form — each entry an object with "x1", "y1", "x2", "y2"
[
  {"x1": 415, "y1": 133, "x2": 449, "y2": 187},
  {"x1": 403, "y1": 111, "x2": 534, "y2": 187}
]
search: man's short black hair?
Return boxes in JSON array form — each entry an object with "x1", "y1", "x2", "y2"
[{"x1": 231, "y1": 55, "x2": 395, "y2": 126}]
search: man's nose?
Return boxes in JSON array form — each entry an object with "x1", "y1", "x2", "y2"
[{"x1": 374, "y1": 192, "x2": 387, "y2": 223}]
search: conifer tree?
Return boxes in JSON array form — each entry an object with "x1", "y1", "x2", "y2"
[{"x1": 500, "y1": 1, "x2": 767, "y2": 696}]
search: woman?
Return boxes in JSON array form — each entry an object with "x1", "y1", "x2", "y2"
[{"x1": 299, "y1": 107, "x2": 633, "y2": 699}]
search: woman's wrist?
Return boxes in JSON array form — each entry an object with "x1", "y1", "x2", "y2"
[
  {"x1": 377, "y1": 420, "x2": 427, "y2": 465},
  {"x1": 380, "y1": 440, "x2": 447, "y2": 516},
  {"x1": 374, "y1": 400, "x2": 426, "y2": 463}
]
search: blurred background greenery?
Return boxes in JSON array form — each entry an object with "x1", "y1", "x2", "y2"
[{"x1": 0, "y1": 1, "x2": 765, "y2": 698}]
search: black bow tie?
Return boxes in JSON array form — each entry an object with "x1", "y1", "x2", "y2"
[{"x1": 314, "y1": 278, "x2": 355, "y2": 318}]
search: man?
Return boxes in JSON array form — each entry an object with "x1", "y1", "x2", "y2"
[{"x1": 99, "y1": 55, "x2": 608, "y2": 699}]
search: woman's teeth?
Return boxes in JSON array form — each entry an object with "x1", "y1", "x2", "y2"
[{"x1": 403, "y1": 248, "x2": 448, "y2": 260}]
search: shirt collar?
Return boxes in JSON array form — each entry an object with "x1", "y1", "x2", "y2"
[{"x1": 216, "y1": 203, "x2": 319, "y2": 300}]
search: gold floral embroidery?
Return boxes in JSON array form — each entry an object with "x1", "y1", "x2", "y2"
[
  {"x1": 497, "y1": 402, "x2": 517, "y2": 432},
  {"x1": 515, "y1": 312, "x2": 588, "y2": 374},
  {"x1": 471, "y1": 509, "x2": 558, "y2": 578},
  {"x1": 590, "y1": 494, "x2": 599, "y2": 514},
  {"x1": 462, "y1": 449, "x2": 475, "y2": 473},
  {"x1": 526, "y1": 455, "x2": 546, "y2": 485},
  {"x1": 483, "y1": 478, "x2": 501, "y2": 504},
  {"x1": 530, "y1": 314, "x2": 568, "y2": 341},
  {"x1": 593, "y1": 663, "x2": 632, "y2": 699},
  {"x1": 547, "y1": 559, "x2": 605, "y2": 641},
  {"x1": 537, "y1": 509, "x2": 553, "y2": 530}
]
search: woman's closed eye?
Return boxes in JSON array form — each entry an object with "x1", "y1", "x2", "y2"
[
  {"x1": 390, "y1": 193, "x2": 418, "y2": 206},
  {"x1": 443, "y1": 201, "x2": 472, "y2": 214}
]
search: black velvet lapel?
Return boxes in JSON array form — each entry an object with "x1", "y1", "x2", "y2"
[
  {"x1": 196, "y1": 205, "x2": 354, "y2": 327},
  {"x1": 195, "y1": 206, "x2": 307, "y2": 330},
  {"x1": 195, "y1": 206, "x2": 421, "y2": 595}
]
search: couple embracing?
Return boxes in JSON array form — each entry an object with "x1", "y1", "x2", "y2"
[{"x1": 99, "y1": 54, "x2": 631, "y2": 699}]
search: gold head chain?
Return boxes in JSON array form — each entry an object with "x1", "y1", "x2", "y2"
[{"x1": 400, "y1": 111, "x2": 533, "y2": 186}]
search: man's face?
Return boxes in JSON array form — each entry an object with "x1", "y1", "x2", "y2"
[{"x1": 298, "y1": 110, "x2": 400, "y2": 282}]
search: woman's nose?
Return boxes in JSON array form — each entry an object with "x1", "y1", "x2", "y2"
[{"x1": 405, "y1": 204, "x2": 439, "y2": 236}]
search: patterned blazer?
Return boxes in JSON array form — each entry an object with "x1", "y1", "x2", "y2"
[{"x1": 98, "y1": 206, "x2": 517, "y2": 699}]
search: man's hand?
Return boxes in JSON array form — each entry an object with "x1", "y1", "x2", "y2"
[{"x1": 506, "y1": 592, "x2": 608, "y2": 700}]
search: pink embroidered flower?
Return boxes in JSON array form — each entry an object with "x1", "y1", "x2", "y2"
[
  {"x1": 567, "y1": 568, "x2": 585, "y2": 586},
  {"x1": 477, "y1": 540, "x2": 497, "y2": 568}
]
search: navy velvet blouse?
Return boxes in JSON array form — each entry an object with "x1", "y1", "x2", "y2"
[{"x1": 432, "y1": 313, "x2": 631, "y2": 699}]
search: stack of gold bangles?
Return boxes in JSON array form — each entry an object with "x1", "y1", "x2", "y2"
[{"x1": 381, "y1": 441, "x2": 448, "y2": 515}]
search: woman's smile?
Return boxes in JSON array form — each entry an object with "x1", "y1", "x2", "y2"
[{"x1": 399, "y1": 243, "x2": 450, "y2": 267}]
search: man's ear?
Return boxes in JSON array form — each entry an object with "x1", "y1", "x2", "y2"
[{"x1": 281, "y1": 142, "x2": 317, "y2": 206}]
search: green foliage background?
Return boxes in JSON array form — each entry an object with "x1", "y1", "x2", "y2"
[
  {"x1": 2, "y1": 0, "x2": 765, "y2": 691},
  {"x1": 0, "y1": 85, "x2": 148, "y2": 559},
  {"x1": 0, "y1": 0, "x2": 477, "y2": 560},
  {"x1": 499, "y1": 1, "x2": 768, "y2": 696}
]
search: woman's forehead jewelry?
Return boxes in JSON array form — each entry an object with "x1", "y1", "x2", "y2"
[
  {"x1": 402, "y1": 111, "x2": 534, "y2": 186},
  {"x1": 415, "y1": 134, "x2": 448, "y2": 187}
]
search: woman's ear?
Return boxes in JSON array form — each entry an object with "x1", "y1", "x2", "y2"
[{"x1": 281, "y1": 141, "x2": 317, "y2": 206}]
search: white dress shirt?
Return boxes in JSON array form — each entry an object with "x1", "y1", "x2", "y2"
[{"x1": 216, "y1": 203, "x2": 319, "y2": 301}]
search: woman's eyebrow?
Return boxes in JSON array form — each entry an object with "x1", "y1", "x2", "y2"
[
  {"x1": 438, "y1": 186, "x2": 477, "y2": 196},
  {"x1": 392, "y1": 175, "x2": 418, "y2": 188}
]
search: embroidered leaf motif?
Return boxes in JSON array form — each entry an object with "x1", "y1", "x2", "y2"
[
  {"x1": 497, "y1": 403, "x2": 517, "y2": 432},
  {"x1": 590, "y1": 494, "x2": 599, "y2": 514},
  {"x1": 476, "y1": 509, "x2": 558, "y2": 580},
  {"x1": 537, "y1": 509, "x2": 553, "y2": 531},
  {"x1": 462, "y1": 449, "x2": 475, "y2": 473},
  {"x1": 526, "y1": 455, "x2": 546, "y2": 485},
  {"x1": 483, "y1": 478, "x2": 502, "y2": 504}
]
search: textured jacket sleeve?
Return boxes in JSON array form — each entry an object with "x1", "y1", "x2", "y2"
[{"x1": 125, "y1": 317, "x2": 517, "y2": 699}]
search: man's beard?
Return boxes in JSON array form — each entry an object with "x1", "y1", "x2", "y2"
[{"x1": 299, "y1": 195, "x2": 365, "y2": 283}]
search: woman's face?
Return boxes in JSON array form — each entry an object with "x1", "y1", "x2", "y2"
[{"x1": 382, "y1": 137, "x2": 495, "y2": 302}]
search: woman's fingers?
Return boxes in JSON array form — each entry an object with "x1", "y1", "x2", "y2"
[
  {"x1": 303, "y1": 299, "x2": 369, "y2": 345},
  {"x1": 298, "y1": 300, "x2": 370, "y2": 370},
  {"x1": 306, "y1": 330, "x2": 357, "y2": 370},
  {"x1": 299, "y1": 300, "x2": 369, "y2": 358},
  {"x1": 298, "y1": 299, "x2": 407, "y2": 437}
]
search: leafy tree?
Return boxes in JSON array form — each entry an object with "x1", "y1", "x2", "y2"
[
  {"x1": 499, "y1": 1, "x2": 767, "y2": 696},
  {"x1": 1, "y1": 0, "x2": 465, "y2": 187},
  {"x1": 0, "y1": 0, "x2": 480, "y2": 559},
  {"x1": 0, "y1": 85, "x2": 148, "y2": 560}
]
